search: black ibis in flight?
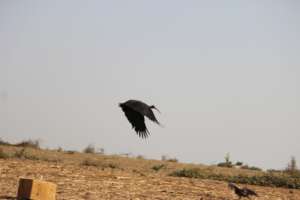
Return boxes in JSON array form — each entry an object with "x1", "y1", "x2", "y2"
[{"x1": 119, "y1": 99, "x2": 161, "y2": 138}]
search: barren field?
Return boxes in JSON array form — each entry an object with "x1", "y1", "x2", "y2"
[{"x1": 0, "y1": 145, "x2": 299, "y2": 200}]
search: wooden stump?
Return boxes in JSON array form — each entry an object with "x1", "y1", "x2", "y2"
[{"x1": 17, "y1": 178, "x2": 56, "y2": 200}]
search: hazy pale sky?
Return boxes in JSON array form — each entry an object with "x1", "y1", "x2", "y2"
[{"x1": 1, "y1": 1, "x2": 300, "y2": 169}]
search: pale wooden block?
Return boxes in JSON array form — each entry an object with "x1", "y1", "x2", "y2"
[{"x1": 17, "y1": 178, "x2": 57, "y2": 200}]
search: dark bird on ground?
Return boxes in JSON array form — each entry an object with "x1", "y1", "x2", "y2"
[
  {"x1": 119, "y1": 99, "x2": 161, "y2": 138},
  {"x1": 228, "y1": 183, "x2": 258, "y2": 199}
]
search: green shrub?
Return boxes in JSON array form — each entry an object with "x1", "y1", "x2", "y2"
[
  {"x1": 170, "y1": 168, "x2": 206, "y2": 179},
  {"x1": 13, "y1": 148, "x2": 39, "y2": 160},
  {"x1": 0, "y1": 148, "x2": 10, "y2": 159},
  {"x1": 81, "y1": 159, "x2": 118, "y2": 169},
  {"x1": 152, "y1": 164, "x2": 165, "y2": 172},
  {"x1": 14, "y1": 148, "x2": 27, "y2": 158}
]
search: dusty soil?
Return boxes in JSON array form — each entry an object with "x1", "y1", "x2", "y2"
[{"x1": 0, "y1": 146, "x2": 299, "y2": 200}]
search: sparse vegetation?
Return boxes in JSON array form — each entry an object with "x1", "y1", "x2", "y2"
[
  {"x1": 0, "y1": 148, "x2": 10, "y2": 159},
  {"x1": 217, "y1": 153, "x2": 233, "y2": 168},
  {"x1": 15, "y1": 139, "x2": 40, "y2": 149},
  {"x1": 65, "y1": 150, "x2": 77, "y2": 154},
  {"x1": 240, "y1": 165, "x2": 262, "y2": 171},
  {"x1": 80, "y1": 158, "x2": 118, "y2": 169},
  {"x1": 152, "y1": 164, "x2": 165, "y2": 172},
  {"x1": 217, "y1": 162, "x2": 233, "y2": 168},
  {"x1": 81, "y1": 158, "x2": 102, "y2": 167},
  {"x1": 13, "y1": 148, "x2": 27, "y2": 159},
  {"x1": 97, "y1": 148, "x2": 105, "y2": 154},
  {"x1": 136, "y1": 155, "x2": 145, "y2": 159},
  {"x1": 57, "y1": 147, "x2": 63, "y2": 152},
  {"x1": 0, "y1": 138, "x2": 11, "y2": 146},
  {"x1": 83, "y1": 144, "x2": 96, "y2": 154},
  {"x1": 107, "y1": 163, "x2": 118, "y2": 169},
  {"x1": 13, "y1": 148, "x2": 39, "y2": 160},
  {"x1": 285, "y1": 156, "x2": 299, "y2": 176},
  {"x1": 167, "y1": 158, "x2": 178, "y2": 162},
  {"x1": 161, "y1": 155, "x2": 178, "y2": 162},
  {"x1": 217, "y1": 155, "x2": 261, "y2": 171},
  {"x1": 170, "y1": 168, "x2": 300, "y2": 189},
  {"x1": 1, "y1": 141, "x2": 300, "y2": 199},
  {"x1": 235, "y1": 161, "x2": 243, "y2": 166}
]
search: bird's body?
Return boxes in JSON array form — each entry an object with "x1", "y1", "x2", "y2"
[
  {"x1": 119, "y1": 99, "x2": 161, "y2": 138},
  {"x1": 228, "y1": 183, "x2": 258, "y2": 199}
]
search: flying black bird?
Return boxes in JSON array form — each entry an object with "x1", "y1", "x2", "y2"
[
  {"x1": 119, "y1": 99, "x2": 161, "y2": 138},
  {"x1": 228, "y1": 183, "x2": 258, "y2": 199}
]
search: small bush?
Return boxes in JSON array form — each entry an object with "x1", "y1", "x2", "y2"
[
  {"x1": 136, "y1": 155, "x2": 145, "y2": 159},
  {"x1": 81, "y1": 159, "x2": 101, "y2": 167},
  {"x1": 83, "y1": 144, "x2": 96, "y2": 154},
  {"x1": 161, "y1": 155, "x2": 178, "y2": 162},
  {"x1": 218, "y1": 153, "x2": 233, "y2": 168},
  {"x1": 240, "y1": 165, "x2": 262, "y2": 171},
  {"x1": 217, "y1": 162, "x2": 233, "y2": 168},
  {"x1": 161, "y1": 155, "x2": 168, "y2": 161},
  {"x1": 267, "y1": 169, "x2": 283, "y2": 173},
  {"x1": 0, "y1": 138, "x2": 11, "y2": 146},
  {"x1": 16, "y1": 140, "x2": 40, "y2": 149},
  {"x1": 97, "y1": 148, "x2": 105, "y2": 154},
  {"x1": 152, "y1": 164, "x2": 165, "y2": 172},
  {"x1": 235, "y1": 161, "x2": 243, "y2": 166},
  {"x1": 13, "y1": 148, "x2": 39, "y2": 160},
  {"x1": 14, "y1": 148, "x2": 27, "y2": 158},
  {"x1": 0, "y1": 148, "x2": 10, "y2": 159},
  {"x1": 285, "y1": 156, "x2": 299, "y2": 175},
  {"x1": 167, "y1": 158, "x2": 178, "y2": 162},
  {"x1": 57, "y1": 147, "x2": 63, "y2": 152},
  {"x1": 107, "y1": 163, "x2": 118, "y2": 169},
  {"x1": 170, "y1": 168, "x2": 205, "y2": 179},
  {"x1": 65, "y1": 150, "x2": 77, "y2": 154},
  {"x1": 81, "y1": 159, "x2": 118, "y2": 169}
]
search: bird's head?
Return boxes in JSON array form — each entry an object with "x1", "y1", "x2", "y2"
[{"x1": 150, "y1": 105, "x2": 161, "y2": 113}]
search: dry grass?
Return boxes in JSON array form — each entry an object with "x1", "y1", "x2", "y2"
[{"x1": 0, "y1": 144, "x2": 299, "y2": 200}]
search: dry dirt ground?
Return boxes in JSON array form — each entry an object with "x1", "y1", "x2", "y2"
[{"x1": 0, "y1": 146, "x2": 299, "y2": 200}]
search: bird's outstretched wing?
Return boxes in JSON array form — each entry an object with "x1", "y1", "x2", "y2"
[
  {"x1": 120, "y1": 106, "x2": 149, "y2": 138},
  {"x1": 124, "y1": 100, "x2": 160, "y2": 125},
  {"x1": 145, "y1": 109, "x2": 160, "y2": 125}
]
